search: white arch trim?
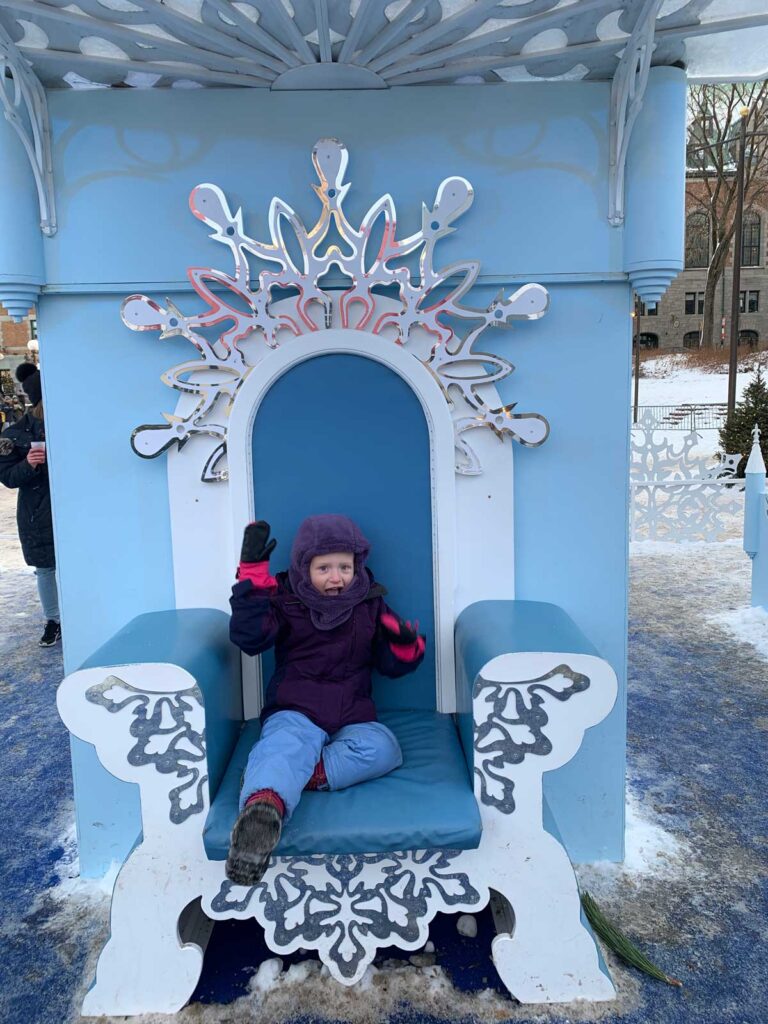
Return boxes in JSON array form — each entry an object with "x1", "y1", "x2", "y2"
[{"x1": 227, "y1": 329, "x2": 457, "y2": 714}]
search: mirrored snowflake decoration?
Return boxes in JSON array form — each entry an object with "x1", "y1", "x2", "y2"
[{"x1": 122, "y1": 138, "x2": 550, "y2": 481}]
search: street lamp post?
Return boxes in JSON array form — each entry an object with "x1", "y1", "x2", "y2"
[{"x1": 727, "y1": 108, "x2": 749, "y2": 418}]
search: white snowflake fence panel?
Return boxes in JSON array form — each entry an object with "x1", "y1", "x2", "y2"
[{"x1": 630, "y1": 414, "x2": 744, "y2": 543}]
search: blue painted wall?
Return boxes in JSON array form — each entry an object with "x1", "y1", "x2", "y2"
[
  {"x1": 28, "y1": 71, "x2": 686, "y2": 874},
  {"x1": 43, "y1": 83, "x2": 620, "y2": 290}
]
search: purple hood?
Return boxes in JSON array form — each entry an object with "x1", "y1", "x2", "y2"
[{"x1": 288, "y1": 514, "x2": 371, "y2": 630}]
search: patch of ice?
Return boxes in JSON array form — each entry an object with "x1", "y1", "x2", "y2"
[
  {"x1": 456, "y1": 913, "x2": 477, "y2": 937},
  {"x1": 709, "y1": 604, "x2": 768, "y2": 661}
]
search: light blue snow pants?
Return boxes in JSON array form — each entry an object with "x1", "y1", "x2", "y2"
[
  {"x1": 239, "y1": 710, "x2": 403, "y2": 819},
  {"x1": 35, "y1": 567, "x2": 59, "y2": 622}
]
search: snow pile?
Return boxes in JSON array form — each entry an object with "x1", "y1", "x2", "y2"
[
  {"x1": 40, "y1": 821, "x2": 120, "y2": 912},
  {"x1": 578, "y1": 792, "x2": 693, "y2": 888},
  {"x1": 618, "y1": 794, "x2": 691, "y2": 878},
  {"x1": 456, "y1": 913, "x2": 478, "y2": 938},
  {"x1": 709, "y1": 604, "x2": 768, "y2": 661},
  {"x1": 98, "y1": 953, "x2": 631, "y2": 1024}
]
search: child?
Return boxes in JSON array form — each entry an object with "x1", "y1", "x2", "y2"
[{"x1": 227, "y1": 514, "x2": 426, "y2": 886}]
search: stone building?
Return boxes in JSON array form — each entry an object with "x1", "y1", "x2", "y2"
[
  {"x1": 0, "y1": 304, "x2": 37, "y2": 394},
  {"x1": 637, "y1": 178, "x2": 767, "y2": 350}
]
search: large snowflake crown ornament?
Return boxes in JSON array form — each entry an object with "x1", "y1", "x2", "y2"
[{"x1": 122, "y1": 138, "x2": 550, "y2": 480}]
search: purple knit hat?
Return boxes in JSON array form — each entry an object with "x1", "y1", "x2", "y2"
[{"x1": 288, "y1": 514, "x2": 371, "y2": 630}]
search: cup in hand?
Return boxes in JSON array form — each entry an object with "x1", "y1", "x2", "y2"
[{"x1": 28, "y1": 441, "x2": 46, "y2": 465}]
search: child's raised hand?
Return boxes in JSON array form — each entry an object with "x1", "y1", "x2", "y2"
[
  {"x1": 241, "y1": 521, "x2": 277, "y2": 564},
  {"x1": 380, "y1": 612, "x2": 420, "y2": 646}
]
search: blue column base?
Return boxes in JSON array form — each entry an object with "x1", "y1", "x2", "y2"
[
  {"x1": 0, "y1": 283, "x2": 40, "y2": 321},
  {"x1": 627, "y1": 264, "x2": 682, "y2": 305}
]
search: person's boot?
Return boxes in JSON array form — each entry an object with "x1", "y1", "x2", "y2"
[
  {"x1": 39, "y1": 620, "x2": 61, "y2": 647},
  {"x1": 226, "y1": 789, "x2": 284, "y2": 887}
]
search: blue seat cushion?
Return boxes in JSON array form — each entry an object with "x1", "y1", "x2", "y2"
[{"x1": 203, "y1": 709, "x2": 482, "y2": 857}]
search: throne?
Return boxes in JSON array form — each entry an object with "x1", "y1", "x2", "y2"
[{"x1": 56, "y1": 139, "x2": 618, "y2": 1015}]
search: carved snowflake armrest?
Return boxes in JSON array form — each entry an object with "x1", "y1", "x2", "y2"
[
  {"x1": 472, "y1": 653, "x2": 617, "y2": 826},
  {"x1": 57, "y1": 663, "x2": 209, "y2": 829}
]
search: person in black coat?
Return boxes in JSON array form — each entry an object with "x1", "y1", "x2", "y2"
[{"x1": 0, "y1": 363, "x2": 60, "y2": 647}]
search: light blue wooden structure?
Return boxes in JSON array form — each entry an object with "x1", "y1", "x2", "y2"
[
  {"x1": 1, "y1": 0, "x2": 765, "y2": 1014},
  {"x1": 744, "y1": 427, "x2": 768, "y2": 609}
]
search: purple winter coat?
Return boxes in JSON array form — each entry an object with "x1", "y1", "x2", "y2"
[{"x1": 229, "y1": 569, "x2": 425, "y2": 734}]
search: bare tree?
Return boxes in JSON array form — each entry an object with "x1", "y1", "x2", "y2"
[{"x1": 686, "y1": 83, "x2": 768, "y2": 347}]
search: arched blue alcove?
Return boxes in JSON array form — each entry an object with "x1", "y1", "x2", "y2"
[{"x1": 251, "y1": 352, "x2": 436, "y2": 710}]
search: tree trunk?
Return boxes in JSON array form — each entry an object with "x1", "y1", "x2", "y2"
[{"x1": 701, "y1": 236, "x2": 731, "y2": 347}]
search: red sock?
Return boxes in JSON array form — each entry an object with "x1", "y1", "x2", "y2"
[
  {"x1": 304, "y1": 758, "x2": 328, "y2": 791},
  {"x1": 245, "y1": 788, "x2": 285, "y2": 817}
]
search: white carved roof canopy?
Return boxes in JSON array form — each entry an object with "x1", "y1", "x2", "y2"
[{"x1": 0, "y1": 0, "x2": 766, "y2": 92}]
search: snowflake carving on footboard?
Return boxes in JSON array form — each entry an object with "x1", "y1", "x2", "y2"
[
  {"x1": 121, "y1": 138, "x2": 550, "y2": 480},
  {"x1": 205, "y1": 850, "x2": 481, "y2": 983}
]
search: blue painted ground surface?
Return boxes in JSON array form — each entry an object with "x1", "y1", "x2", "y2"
[{"x1": 1, "y1": 521, "x2": 766, "y2": 1023}]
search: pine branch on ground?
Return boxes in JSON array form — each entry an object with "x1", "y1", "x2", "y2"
[{"x1": 580, "y1": 891, "x2": 682, "y2": 988}]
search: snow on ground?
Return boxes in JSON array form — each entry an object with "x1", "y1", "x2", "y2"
[
  {"x1": 95, "y1": 958, "x2": 618, "y2": 1024},
  {"x1": 41, "y1": 819, "x2": 120, "y2": 909},
  {"x1": 637, "y1": 362, "x2": 752, "y2": 407},
  {"x1": 580, "y1": 792, "x2": 693, "y2": 882},
  {"x1": 89, "y1": 951, "x2": 636, "y2": 1024},
  {"x1": 709, "y1": 604, "x2": 768, "y2": 662},
  {"x1": 633, "y1": 356, "x2": 759, "y2": 459},
  {"x1": 578, "y1": 540, "x2": 766, "y2": 1022},
  {"x1": 637, "y1": 352, "x2": 760, "y2": 401}
]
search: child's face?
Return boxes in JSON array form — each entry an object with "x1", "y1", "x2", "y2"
[{"x1": 309, "y1": 552, "x2": 355, "y2": 596}]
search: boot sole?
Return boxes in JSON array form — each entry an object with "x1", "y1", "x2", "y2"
[{"x1": 226, "y1": 802, "x2": 282, "y2": 887}]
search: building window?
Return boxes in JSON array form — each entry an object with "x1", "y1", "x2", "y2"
[
  {"x1": 738, "y1": 329, "x2": 759, "y2": 348},
  {"x1": 638, "y1": 301, "x2": 658, "y2": 316},
  {"x1": 683, "y1": 331, "x2": 700, "y2": 349},
  {"x1": 685, "y1": 211, "x2": 709, "y2": 268},
  {"x1": 29, "y1": 317, "x2": 38, "y2": 340},
  {"x1": 638, "y1": 333, "x2": 659, "y2": 349},
  {"x1": 685, "y1": 292, "x2": 705, "y2": 315},
  {"x1": 739, "y1": 290, "x2": 759, "y2": 313},
  {"x1": 741, "y1": 210, "x2": 761, "y2": 267}
]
